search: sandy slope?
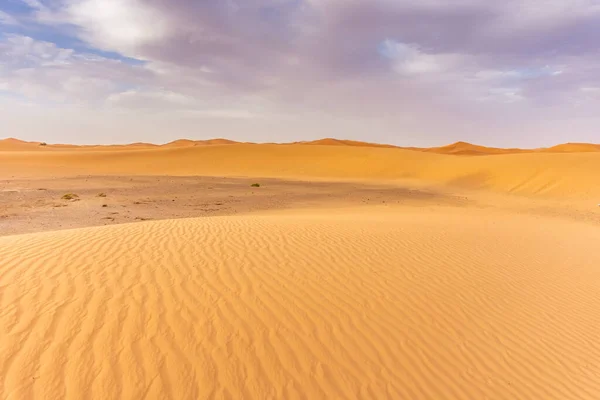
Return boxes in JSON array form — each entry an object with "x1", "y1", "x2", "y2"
[
  {"x1": 423, "y1": 141, "x2": 529, "y2": 155},
  {"x1": 296, "y1": 138, "x2": 399, "y2": 148},
  {"x1": 2, "y1": 144, "x2": 600, "y2": 199},
  {"x1": 541, "y1": 143, "x2": 600, "y2": 153},
  {"x1": 1, "y1": 207, "x2": 599, "y2": 399}
]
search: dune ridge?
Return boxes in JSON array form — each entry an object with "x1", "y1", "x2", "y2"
[
  {"x1": 2, "y1": 143, "x2": 600, "y2": 199},
  {"x1": 294, "y1": 138, "x2": 399, "y2": 148},
  {"x1": 423, "y1": 141, "x2": 530, "y2": 155},
  {"x1": 1, "y1": 209, "x2": 599, "y2": 399},
  {"x1": 541, "y1": 143, "x2": 600, "y2": 153},
  {"x1": 3, "y1": 137, "x2": 600, "y2": 154}
]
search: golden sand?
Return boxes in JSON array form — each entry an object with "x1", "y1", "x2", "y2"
[
  {"x1": 1, "y1": 139, "x2": 599, "y2": 399},
  {"x1": 2, "y1": 142, "x2": 600, "y2": 198}
]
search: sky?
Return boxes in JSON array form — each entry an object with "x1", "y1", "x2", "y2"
[{"x1": 1, "y1": 0, "x2": 599, "y2": 147}]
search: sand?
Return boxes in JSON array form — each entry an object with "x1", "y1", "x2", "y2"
[
  {"x1": 1, "y1": 207, "x2": 599, "y2": 399},
  {"x1": 0, "y1": 176, "x2": 460, "y2": 236},
  {"x1": 1, "y1": 139, "x2": 600, "y2": 399},
  {"x1": 2, "y1": 143, "x2": 600, "y2": 199}
]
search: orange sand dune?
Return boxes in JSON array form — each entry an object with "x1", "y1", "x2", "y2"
[
  {"x1": 1, "y1": 207, "x2": 599, "y2": 399},
  {"x1": 2, "y1": 137, "x2": 600, "y2": 399},
  {"x1": 0, "y1": 138, "x2": 159, "y2": 151},
  {"x1": 162, "y1": 138, "x2": 240, "y2": 147},
  {"x1": 4, "y1": 137, "x2": 600, "y2": 154},
  {"x1": 297, "y1": 138, "x2": 399, "y2": 148},
  {"x1": 0, "y1": 138, "x2": 239, "y2": 151},
  {"x1": 424, "y1": 141, "x2": 530, "y2": 155},
  {"x1": 0, "y1": 137, "x2": 43, "y2": 150},
  {"x1": 2, "y1": 143, "x2": 600, "y2": 199},
  {"x1": 162, "y1": 139, "x2": 200, "y2": 147},
  {"x1": 541, "y1": 143, "x2": 600, "y2": 153}
]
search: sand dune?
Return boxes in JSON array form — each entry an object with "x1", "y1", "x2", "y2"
[
  {"x1": 4, "y1": 137, "x2": 600, "y2": 155},
  {"x1": 0, "y1": 138, "x2": 238, "y2": 152},
  {"x1": 0, "y1": 138, "x2": 43, "y2": 150},
  {"x1": 162, "y1": 139, "x2": 239, "y2": 148},
  {"x1": 2, "y1": 137, "x2": 599, "y2": 399},
  {"x1": 2, "y1": 143, "x2": 600, "y2": 199},
  {"x1": 296, "y1": 138, "x2": 399, "y2": 148},
  {"x1": 423, "y1": 141, "x2": 529, "y2": 156},
  {"x1": 541, "y1": 143, "x2": 600, "y2": 153},
  {"x1": 1, "y1": 208, "x2": 598, "y2": 399}
]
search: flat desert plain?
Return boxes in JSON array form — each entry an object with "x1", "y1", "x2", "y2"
[{"x1": 1, "y1": 139, "x2": 599, "y2": 399}]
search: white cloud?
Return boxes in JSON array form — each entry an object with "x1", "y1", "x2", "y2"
[
  {"x1": 493, "y1": 0, "x2": 600, "y2": 30},
  {"x1": 475, "y1": 70, "x2": 522, "y2": 80},
  {"x1": 0, "y1": 35, "x2": 74, "y2": 66},
  {"x1": 105, "y1": 90, "x2": 259, "y2": 120},
  {"x1": 106, "y1": 90, "x2": 196, "y2": 109},
  {"x1": 481, "y1": 87, "x2": 525, "y2": 103},
  {"x1": 0, "y1": 35, "x2": 148, "y2": 103},
  {"x1": 0, "y1": 10, "x2": 19, "y2": 25},
  {"x1": 65, "y1": 0, "x2": 170, "y2": 54},
  {"x1": 580, "y1": 87, "x2": 600, "y2": 92},
  {"x1": 475, "y1": 66, "x2": 563, "y2": 81},
  {"x1": 379, "y1": 40, "x2": 460, "y2": 75}
]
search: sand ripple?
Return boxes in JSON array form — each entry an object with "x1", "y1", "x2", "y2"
[{"x1": 1, "y1": 209, "x2": 599, "y2": 399}]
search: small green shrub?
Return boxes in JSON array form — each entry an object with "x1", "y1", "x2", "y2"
[{"x1": 250, "y1": 183, "x2": 261, "y2": 188}]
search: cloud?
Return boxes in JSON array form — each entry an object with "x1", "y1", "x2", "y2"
[
  {"x1": 580, "y1": 87, "x2": 600, "y2": 93},
  {"x1": 475, "y1": 66, "x2": 563, "y2": 81},
  {"x1": 0, "y1": 34, "x2": 151, "y2": 103},
  {"x1": 378, "y1": 40, "x2": 462, "y2": 75},
  {"x1": 480, "y1": 87, "x2": 525, "y2": 103},
  {"x1": 0, "y1": 10, "x2": 18, "y2": 25},
  {"x1": 66, "y1": 0, "x2": 170, "y2": 55},
  {"x1": 1, "y1": 0, "x2": 600, "y2": 146},
  {"x1": 0, "y1": 34, "x2": 74, "y2": 67}
]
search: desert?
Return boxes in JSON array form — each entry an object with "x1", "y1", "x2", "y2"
[
  {"x1": 1, "y1": 138, "x2": 599, "y2": 399},
  {"x1": 3, "y1": 1, "x2": 600, "y2": 397}
]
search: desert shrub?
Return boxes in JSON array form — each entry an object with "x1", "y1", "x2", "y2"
[
  {"x1": 98, "y1": 192, "x2": 107, "y2": 197},
  {"x1": 250, "y1": 183, "x2": 261, "y2": 187},
  {"x1": 61, "y1": 193, "x2": 79, "y2": 200}
]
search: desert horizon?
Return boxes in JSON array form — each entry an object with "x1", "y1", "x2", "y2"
[
  {"x1": 2, "y1": 0, "x2": 600, "y2": 398},
  {"x1": 3, "y1": 136, "x2": 600, "y2": 154}
]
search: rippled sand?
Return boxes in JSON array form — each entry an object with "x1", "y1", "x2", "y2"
[{"x1": 1, "y1": 207, "x2": 599, "y2": 399}]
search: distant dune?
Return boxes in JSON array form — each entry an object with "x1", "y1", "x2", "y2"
[
  {"x1": 540, "y1": 143, "x2": 600, "y2": 153},
  {"x1": 156, "y1": 138, "x2": 240, "y2": 147},
  {"x1": 0, "y1": 137, "x2": 43, "y2": 150},
  {"x1": 423, "y1": 141, "x2": 530, "y2": 156},
  {"x1": 4, "y1": 137, "x2": 600, "y2": 155},
  {"x1": 0, "y1": 137, "x2": 238, "y2": 151},
  {"x1": 2, "y1": 142, "x2": 600, "y2": 199},
  {"x1": 296, "y1": 138, "x2": 399, "y2": 148}
]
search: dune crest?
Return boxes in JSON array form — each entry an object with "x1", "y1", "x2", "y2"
[
  {"x1": 541, "y1": 143, "x2": 600, "y2": 153},
  {"x1": 424, "y1": 141, "x2": 529, "y2": 155},
  {"x1": 0, "y1": 137, "x2": 42, "y2": 150},
  {"x1": 297, "y1": 138, "x2": 399, "y2": 148},
  {"x1": 4, "y1": 136, "x2": 600, "y2": 155}
]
